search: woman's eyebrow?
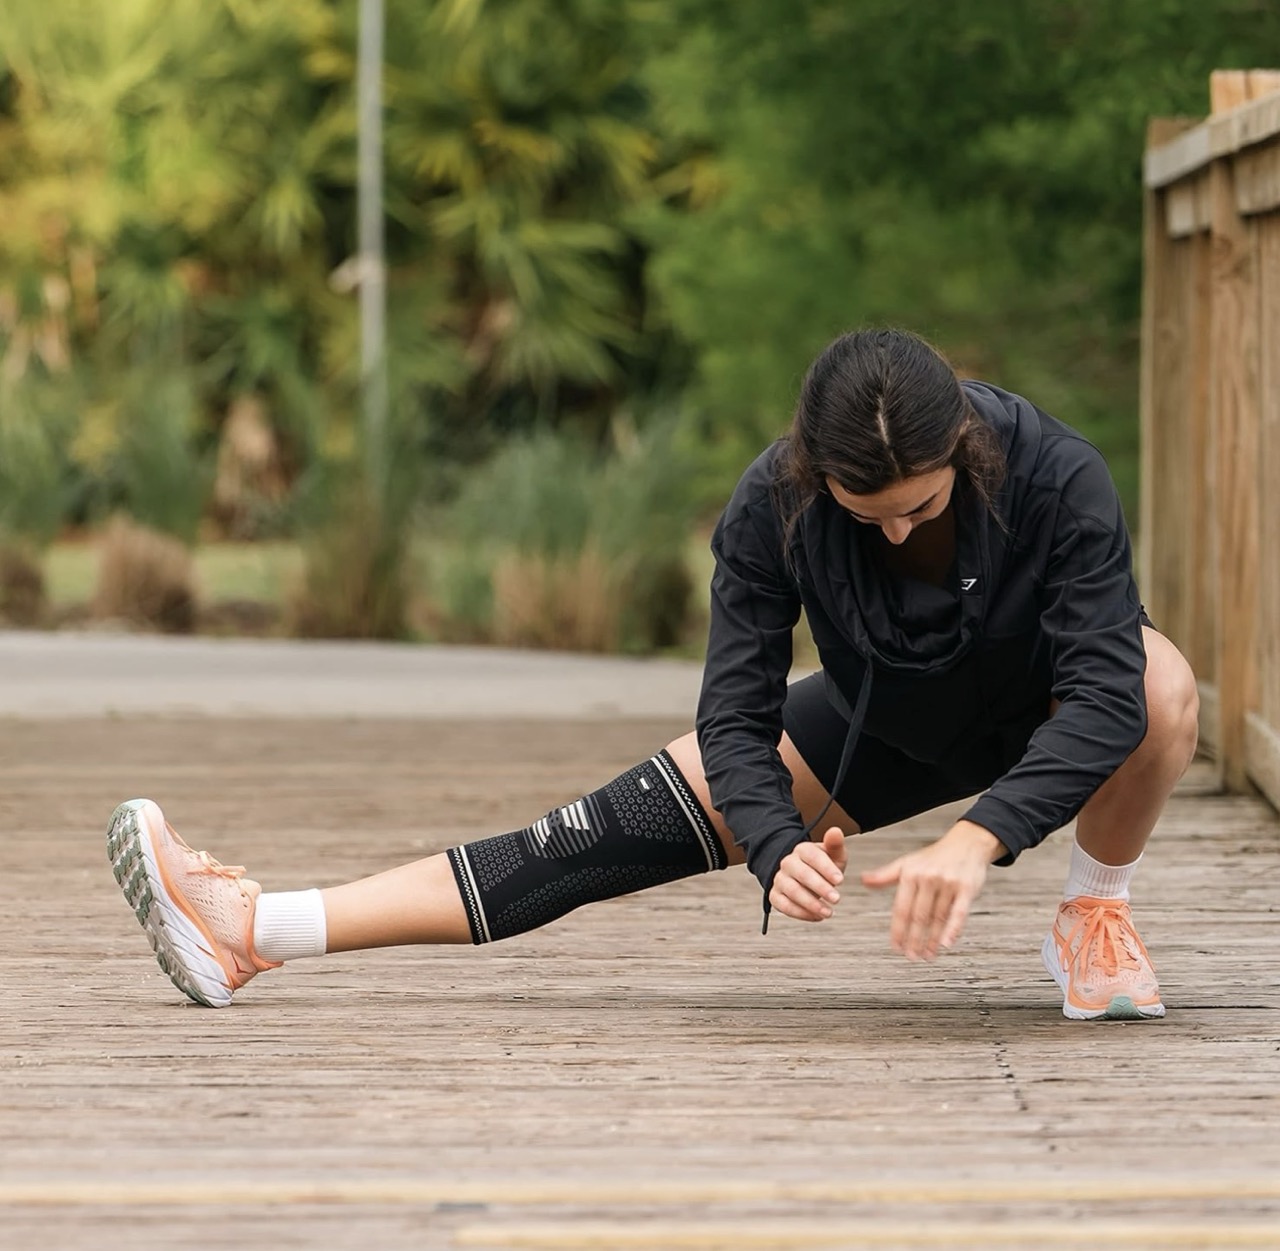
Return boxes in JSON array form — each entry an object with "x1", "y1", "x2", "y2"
[
  {"x1": 906, "y1": 492, "x2": 940, "y2": 516},
  {"x1": 846, "y1": 491, "x2": 940, "y2": 521}
]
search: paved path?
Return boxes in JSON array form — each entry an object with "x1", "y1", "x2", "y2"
[
  {"x1": 0, "y1": 631, "x2": 706, "y2": 720},
  {"x1": 1, "y1": 635, "x2": 1279, "y2": 1249}
]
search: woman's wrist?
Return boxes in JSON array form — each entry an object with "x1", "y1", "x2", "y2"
[{"x1": 943, "y1": 819, "x2": 1007, "y2": 862}]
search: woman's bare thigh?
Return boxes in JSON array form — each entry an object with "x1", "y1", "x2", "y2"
[{"x1": 664, "y1": 730, "x2": 859, "y2": 868}]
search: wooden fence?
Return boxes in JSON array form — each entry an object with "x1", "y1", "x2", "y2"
[{"x1": 1141, "y1": 70, "x2": 1280, "y2": 807}]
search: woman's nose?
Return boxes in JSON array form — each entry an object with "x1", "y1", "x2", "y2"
[{"x1": 881, "y1": 519, "x2": 912, "y2": 545}]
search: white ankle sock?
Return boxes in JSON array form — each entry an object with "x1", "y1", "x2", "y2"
[
  {"x1": 1063, "y1": 841, "x2": 1140, "y2": 903},
  {"x1": 253, "y1": 889, "x2": 328, "y2": 962}
]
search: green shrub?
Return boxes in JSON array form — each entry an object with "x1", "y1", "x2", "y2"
[
  {"x1": 428, "y1": 421, "x2": 698, "y2": 653},
  {"x1": 288, "y1": 477, "x2": 413, "y2": 641},
  {"x1": 112, "y1": 369, "x2": 213, "y2": 544},
  {"x1": 0, "y1": 379, "x2": 77, "y2": 544},
  {"x1": 285, "y1": 377, "x2": 429, "y2": 642}
]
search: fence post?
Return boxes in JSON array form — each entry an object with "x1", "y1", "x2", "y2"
[
  {"x1": 1139, "y1": 119, "x2": 1200, "y2": 634},
  {"x1": 1208, "y1": 146, "x2": 1261, "y2": 791}
]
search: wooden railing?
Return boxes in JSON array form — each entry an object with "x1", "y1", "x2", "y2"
[{"x1": 1141, "y1": 70, "x2": 1280, "y2": 807}]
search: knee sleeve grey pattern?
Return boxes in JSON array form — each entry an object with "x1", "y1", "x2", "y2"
[{"x1": 446, "y1": 750, "x2": 726, "y2": 944}]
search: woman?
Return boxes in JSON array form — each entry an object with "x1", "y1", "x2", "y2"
[{"x1": 107, "y1": 329, "x2": 1199, "y2": 1020}]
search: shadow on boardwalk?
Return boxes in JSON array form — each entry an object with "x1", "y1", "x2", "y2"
[{"x1": 2, "y1": 715, "x2": 1278, "y2": 1250}]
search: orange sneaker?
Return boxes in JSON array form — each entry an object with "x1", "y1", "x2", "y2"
[
  {"x1": 1041, "y1": 896, "x2": 1165, "y2": 1020},
  {"x1": 107, "y1": 799, "x2": 279, "y2": 1008}
]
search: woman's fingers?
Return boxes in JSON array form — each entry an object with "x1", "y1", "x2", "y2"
[
  {"x1": 769, "y1": 841, "x2": 846, "y2": 922},
  {"x1": 789, "y1": 853, "x2": 842, "y2": 902},
  {"x1": 770, "y1": 875, "x2": 832, "y2": 920},
  {"x1": 820, "y1": 827, "x2": 849, "y2": 873},
  {"x1": 768, "y1": 886, "x2": 829, "y2": 921},
  {"x1": 794, "y1": 840, "x2": 845, "y2": 888},
  {"x1": 887, "y1": 877, "x2": 914, "y2": 951},
  {"x1": 937, "y1": 892, "x2": 973, "y2": 952},
  {"x1": 872, "y1": 827, "x2": 994, "y2": 959},
  {"x1": 895, "y1": 880, "x2": 972, "y2": 960}
]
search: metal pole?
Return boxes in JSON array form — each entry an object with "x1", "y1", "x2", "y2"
[{"x1": 357, "y1": 0, "x2": 387, "y2": 498}]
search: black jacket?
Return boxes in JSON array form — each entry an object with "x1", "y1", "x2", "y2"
[{"x1": 695, "y1": 381, "x2": 1149, "y2": 903}]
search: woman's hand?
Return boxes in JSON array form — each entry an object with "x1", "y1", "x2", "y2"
[
  {"x1": 769, "y1": 828, "x2": 848, "y2": 922},
  {"x1": 860, "y1": 820, "x2": 1004, "y2": 960}
]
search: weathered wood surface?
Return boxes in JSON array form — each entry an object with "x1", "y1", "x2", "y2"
[
  {"x1": 2, "y1": 718, "x2": 1278, "y2": 1250},
  {"x1": 1143, "y1": 77, "x2": 1280, "y2": 800}
]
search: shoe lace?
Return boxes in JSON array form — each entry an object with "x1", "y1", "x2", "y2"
[
  {"x1": 194, "y1": 850, "x2": 247, "y2": 882},
  {"x1": 1065, "y1": 903, "x2": 1143, "y2": 978}
]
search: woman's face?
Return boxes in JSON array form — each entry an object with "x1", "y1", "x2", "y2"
[{"x1": 825, "y1": 466, "x2": 956, "y2": 546}]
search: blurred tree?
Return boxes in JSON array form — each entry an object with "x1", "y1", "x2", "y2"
[
  {"x1": 0, "y1": 0, "x2": 671, "y2": 537},
  {"x1": 0, "y1": 0, "x2": 351, "y2": 536},
  {"x1": 379, "y1": 0, "x2": 668, "y2": 456},
  {"x1": 636, "y1": 0, "x2": 1280, "y2": 506},
  {"x1": 4, "y1": 0, "x2": 1280, "y2": 542}
]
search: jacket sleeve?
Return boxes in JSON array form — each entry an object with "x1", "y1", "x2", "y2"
[
  {"x1": 963, "y1": 447, "x2": 1148, "y2": 861},
  {"x1": 695, "y1": 480, "x2": 807, "y2": 896}
]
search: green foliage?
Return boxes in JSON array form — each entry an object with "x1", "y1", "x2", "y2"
[
  {"x1": 427, "y1": 420, "x2": 697, "y2": 651},
  {"x1": 287, "y1": 393, "x2": 421, "y2": 640},
  {"x1": 111, "y1": 367, "x2": 213, "y2": 543},
  {"x1": 634, "y1": 0, "x2": 1280, "y2": 512},
  {"x1": 0, "y1": 376, "x2": 77, "y2": 543},
  {"x1": 289, "y1": 479, "x2": 413, "y2": 640},
  {"x1": 4, "y1": 0, "x2": 1280, "y2": 632}
]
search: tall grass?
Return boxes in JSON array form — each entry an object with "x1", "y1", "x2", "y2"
[
  {"x1": 0, "y1": 377, "x2": 77, "y2": 545},
  {"x1": 110, "y1": 368, "x2": 213, "y2": 544},
  {"x1": 288, "y1": 480, "x2": 412, "y2": 640},
  {"x1": 426, "y1": 422, "x2": 698, "y2": 652},
  {"x1": 287, "y1": 398, "x2": 419, "y2": 640}
]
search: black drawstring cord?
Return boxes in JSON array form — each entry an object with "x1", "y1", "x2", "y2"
[{"x1": 761, "y1": 668, "x2": 874, "y2": 934}]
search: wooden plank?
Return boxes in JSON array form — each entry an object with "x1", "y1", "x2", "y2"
[
  {"x1": 1187, "y1": 231, "x2": 1218, "y2": 685},
  {"x1": 0, "y1": 717, "x2": 1274, "y2": 1251},
  {"x1": 1235, "y1": 142, "x2": 1280, "y2": 216},
  {"x1": 1198, "y1": 680, "x2": 1221, "y2": 762},
  {"x1": 1208, "y1": 159, "x2": 1262, "y2": 791},
  {"x1": 1139, "y1": 121, "x2": 1199, "y2": 628},
  {"x1": 8, "y1": 1175, "x2": 1280, "y2": 1208},
  {"x1": 1258, "y1": 217, "x2": 1280, "y2": 735},
  {"x1": 1246, "y1": 712, "x2": 1280, "y2": 811},
  {"x1": 1145, "y1": 120, "x2": 1212, "y2": 189},
  {"x1": 450, "y1": 1219, "x2": 1280, "y2": 1247},
  {"x1": 1211, "y1": 70, "x2": 1252, "y2": 114},
  {"x1": 2, "y1": 716, "x2": 1279, "y2": 1251},
  {"x1": 1247, "y1": 70, "x2": 1280, "y2": 100},
  {"x1": 1149, "y1": 239, "x2": 1196, "y2": 646},
  {"x1": 1223, "y1": 90, "x2": 1280, "y2": 155},
  {"x1": 1166, "y1": 174, "x2": 1213, "y2": 236},
  {"x1": 1146, "y1": 90, "x2": 1280, "y2": 188}
]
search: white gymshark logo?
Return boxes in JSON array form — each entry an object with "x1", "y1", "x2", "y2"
[{"x1": 960, "y1": 577, "x2": 978, "y2": 591}]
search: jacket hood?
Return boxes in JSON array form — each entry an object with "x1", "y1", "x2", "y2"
[{"x1": 789, "y1": 379, "x2": 1036, "y2": 674}]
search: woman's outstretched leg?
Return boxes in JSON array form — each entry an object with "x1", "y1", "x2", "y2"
[
  {"x1": 320, "y1": 731, "x2": 853, "y2": 951},
  {"x1": 107, "y1": 733, "x2": 853, "y2": 1007}
]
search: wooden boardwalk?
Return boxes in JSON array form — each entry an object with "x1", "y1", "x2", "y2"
[{"x1": 2, "y1": 715, "x2": 1279, "y2": 1250}]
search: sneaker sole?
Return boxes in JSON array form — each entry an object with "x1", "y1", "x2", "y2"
[
  {"x1": 107, "y1": 800, "x2": 233, "y2": 1009},
  {"x1": 1040, "y1": 932, "x2": 1166, "y2": 1021}
]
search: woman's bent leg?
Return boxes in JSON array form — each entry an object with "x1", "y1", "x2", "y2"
[{"x1": 1072, "y1": 627, "x2": 1199, "y2": 865}]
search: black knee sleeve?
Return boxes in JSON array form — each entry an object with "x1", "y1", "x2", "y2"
[{"x1": 446, "y1": 749, "x2": 727, "y2": 943}]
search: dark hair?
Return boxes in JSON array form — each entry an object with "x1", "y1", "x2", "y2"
[{"x1": 774, "y1": 328, "x2": 1006, "y2": 550}]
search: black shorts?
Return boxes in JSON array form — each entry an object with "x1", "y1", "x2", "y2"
[
  {"x1": 781, "y1": 671, "x2": 1042, "y2": 832},
  {"x1": 783, "y1": 615, "x2": 1156, "y2": 832}
]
